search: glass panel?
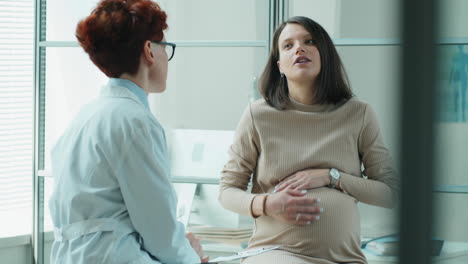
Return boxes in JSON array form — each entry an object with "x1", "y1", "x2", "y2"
[
  {"x1": 44, "y1": 47, "x2": 107, "y2": 171},
  {"x1": 338, "y1": 46, "x2": 401, "y2": 156},
  {"x1": 44, "y1": 176, "x2": 54, "y2": 232},
  {"x1": 160, "y1": 0, "x2": 268, "y2": 41},
  {"x1": 44, "y1": 0, "x2": 97, "y2": 41},
  {"x1": 434, "y1": 193, "x2": 468, "y2": 240},
  {"x1": 433, "y1": 1, "x2": 468, "y2": 259},
  {"x1": 337, "y1": 46, "x2": 401, "y2": 241},
  {"x1": 437, "y1": 45, "x2": 468, "y2": 123},
  {"x1": 433, "y1": 36, "x2": 468, "y2": 261},
  {"x1": 433, "y1": 194, "x2": 468, "y2": 262},
  {"x1": 434, "y1": 118, "x2": 468, "y2": 189},
  {"x1": 45, "y1": 0, "x2": 268, "y2": 41},
  {"x1": 288, "y1": 0, "x2": 401, "y2": 39},
  {"x1": 0, "y1": 198, "x2": 32, "y2": 237},
  {"x1": 151, "y1": 47, "x2": 267, "y2": 132},
  {"x1": 440, "y1": 0, "x2": 468, "y2": 38}
]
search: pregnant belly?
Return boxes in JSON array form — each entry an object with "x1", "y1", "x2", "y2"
[{"x1": 249, "y1": 187, "x2": 362, "y2": 258}]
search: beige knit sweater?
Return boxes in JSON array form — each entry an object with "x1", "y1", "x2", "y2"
[{"x1": 218, "y1": 97, "x2": 400, "y2": 264}]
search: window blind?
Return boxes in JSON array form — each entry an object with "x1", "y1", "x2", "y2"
[{"x1": 0, "y1": 0, "x2": 34, "y2": 237}]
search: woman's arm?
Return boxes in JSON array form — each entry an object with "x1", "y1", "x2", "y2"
[
  {"x1": 340, "y1": 104, "x2": 400, "y2": 209},
  {"x1": 218, "y1": 105, "x2": 322, "y2": 224},
  {"x1": 218, "y1": 105, "x2": 260, "y2": 217}
]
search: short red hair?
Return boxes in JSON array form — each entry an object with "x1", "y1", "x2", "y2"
[{"x1": 76, "y1": 0, "x2": 167, "y2": 77}]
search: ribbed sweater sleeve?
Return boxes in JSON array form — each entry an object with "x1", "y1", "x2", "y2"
[
  {"x1": 218, "y1": 104, "x2": 260, "y2": 217},
  {"x1": 340, "y1": 104, "x2": 400, "y2": 208}
]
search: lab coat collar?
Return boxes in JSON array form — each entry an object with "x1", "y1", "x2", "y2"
[{"x1": 103, "y1": 78, "x2": 150, "y2": 110}]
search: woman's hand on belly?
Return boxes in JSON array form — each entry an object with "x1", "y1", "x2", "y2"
[
  {"x1": 265, "y1": 188, "x2": 322, "y2": 225},
  {"x1": 274, "y1": 168, "x2": 330, "y2": 192}
]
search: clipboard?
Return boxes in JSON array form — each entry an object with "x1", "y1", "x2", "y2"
[{"x1": 202, "y1": 245, "x2": 281, "y2": 263}]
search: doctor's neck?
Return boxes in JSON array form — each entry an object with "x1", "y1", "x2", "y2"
[{"x1": 119, "y1": 71, "x2": 150, "y2": 95}]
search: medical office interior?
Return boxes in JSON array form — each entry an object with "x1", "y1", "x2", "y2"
[{"x1": 1, "y1": 0, "x2": 468, "y2": 263}]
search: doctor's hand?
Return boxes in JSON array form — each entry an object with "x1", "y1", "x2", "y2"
[
  {"x1": 274, "y1": 168, "x2": 330, "y2": 193},
  {"x1": 265, "y1": 187, "x2": 322, "y2": 225},
  {"x1": 185, "y1": 232, "x2": 209, "y2": 263}
]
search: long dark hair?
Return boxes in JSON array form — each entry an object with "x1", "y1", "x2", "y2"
[{"x1": 259, "y1": 16, "x2": 352, "y2": 110}]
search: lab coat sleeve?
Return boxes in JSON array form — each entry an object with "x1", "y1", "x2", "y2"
[{"x1": 114, "y1": 122, "x2": 200, "y2": 264}]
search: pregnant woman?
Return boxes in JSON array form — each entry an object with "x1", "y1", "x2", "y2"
[{"x1": 218, "y1": 16, "x2": 400, "y2": 264}]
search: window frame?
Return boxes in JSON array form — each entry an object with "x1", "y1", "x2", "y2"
[{"x1": 31, "y1": 1, "x2": 468, "y2": 264}]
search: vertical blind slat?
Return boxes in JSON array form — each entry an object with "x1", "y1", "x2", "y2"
[{"x1": 0, "y1": 0, "x2": 34, "y2": 233}]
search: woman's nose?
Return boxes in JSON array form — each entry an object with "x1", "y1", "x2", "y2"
[{"x1": 295, "y1": 44, "x2": 305, "y2": 54}]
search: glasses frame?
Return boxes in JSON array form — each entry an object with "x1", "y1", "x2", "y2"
[{"x1": 152, "y1": 41, "x2": 176, "y2": 61}]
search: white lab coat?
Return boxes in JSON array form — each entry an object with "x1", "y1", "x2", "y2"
[{"x1": 49, "y1": 79, "x2": 200, "y2": 264}]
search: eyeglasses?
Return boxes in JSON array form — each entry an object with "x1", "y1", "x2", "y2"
[{"x1": 151, "y1": 41, "x2": 176, "y2": 61}]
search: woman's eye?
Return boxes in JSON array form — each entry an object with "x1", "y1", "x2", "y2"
[
  {"x1": 306, "y1": 39, "x2": 314, "y2": 44},
  {"x1": 284, "y1": 43, "x2": 292, "y2": 49}
]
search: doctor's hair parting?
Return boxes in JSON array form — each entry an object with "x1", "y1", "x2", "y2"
[
  {"x1": 76, "y1": 0, "x2": 167, "y2": 78},
  {"x1": 259, "y1": 16, "x2": 353, "y2": 110}
]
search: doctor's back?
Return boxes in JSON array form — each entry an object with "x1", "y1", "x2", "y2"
[{"x1": 48, "y1": 0, "x2": 203, "y2": 263}]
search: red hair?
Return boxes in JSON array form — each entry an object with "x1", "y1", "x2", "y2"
[{"x1": 76, "y1": 0, "x2": 167, "y2": 77}]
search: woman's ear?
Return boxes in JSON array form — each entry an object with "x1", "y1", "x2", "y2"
[{"x1": 142, "y1": 40, "x2": 155, "y2": 65}]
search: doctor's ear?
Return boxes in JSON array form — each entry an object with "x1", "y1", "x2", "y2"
[{"x1": 142, "y1": 41, "x2": 155, "y2": 64}]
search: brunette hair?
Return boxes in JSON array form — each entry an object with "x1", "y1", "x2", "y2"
[
  {"x1": 76, "y1": 0, "x2": 167, "y2": 77},
  {"x1": 259, "y1": 16, "x2": 352, "y2": 110}
]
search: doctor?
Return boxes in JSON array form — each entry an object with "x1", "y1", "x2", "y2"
[{"x1": 48, "y1": 0, "x2": 207, "y2": 263}]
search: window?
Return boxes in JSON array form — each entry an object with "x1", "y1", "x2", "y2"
[
  {"x1": 0, "y1": 0, "x2": 34, "y2": 238},
  {"x1": 31, "y1": 0, "x2": 468, "y2": 263},
  {"x1": 434, "y1": 0, "x2": 468, "y2": 252}
]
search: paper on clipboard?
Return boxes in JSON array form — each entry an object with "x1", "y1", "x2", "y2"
[{"x1": 205, "y1": 246, "x2": 281, "y2": 263}]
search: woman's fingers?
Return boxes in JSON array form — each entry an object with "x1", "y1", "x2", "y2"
[
  {"x1": 275, "y1": 173, "x2": 302, "y2": 192},
  {"x1": 284, "y1": 202, "x2": 321, "y2": 214},
  {"x1": 274, "y1": 179, "x2": 294, "y2": 192},
  {"x1": 185, "y1": 232, "x2": 195, "y2": 240},
  {"x1": 186, "y1": 232, "x2": 205, "y2": 258},
  {"x1": 284, "y1": 187, "x2": 310, "y2": 197},
  {"x1": 268, "y1": 186, "x2": 324, "y2": 226},
  {"x1": 275, "y1": 175, "x2": 310, "y2": 192},
  {"x1": 275, "y1": 168, "x2": 331, "y2": 192},
  {"x1": 294, "y1": 214, "x2": 321, "y2": 225},
  {"x1": 295, "y1": 204, "x2": 323, "y2": 214},
  {"x1": 281, "y1": 197, "x2": 322, "y2": 225},
  {"x1": 286, "y1": 211, "x2": 321, "y2": 224},
  {"x1": 287, "y1": 205, "x2": 323, "y2": 225},
  {"x1": 294, "y1": 182, "x2": 311, "y2": 191}
]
